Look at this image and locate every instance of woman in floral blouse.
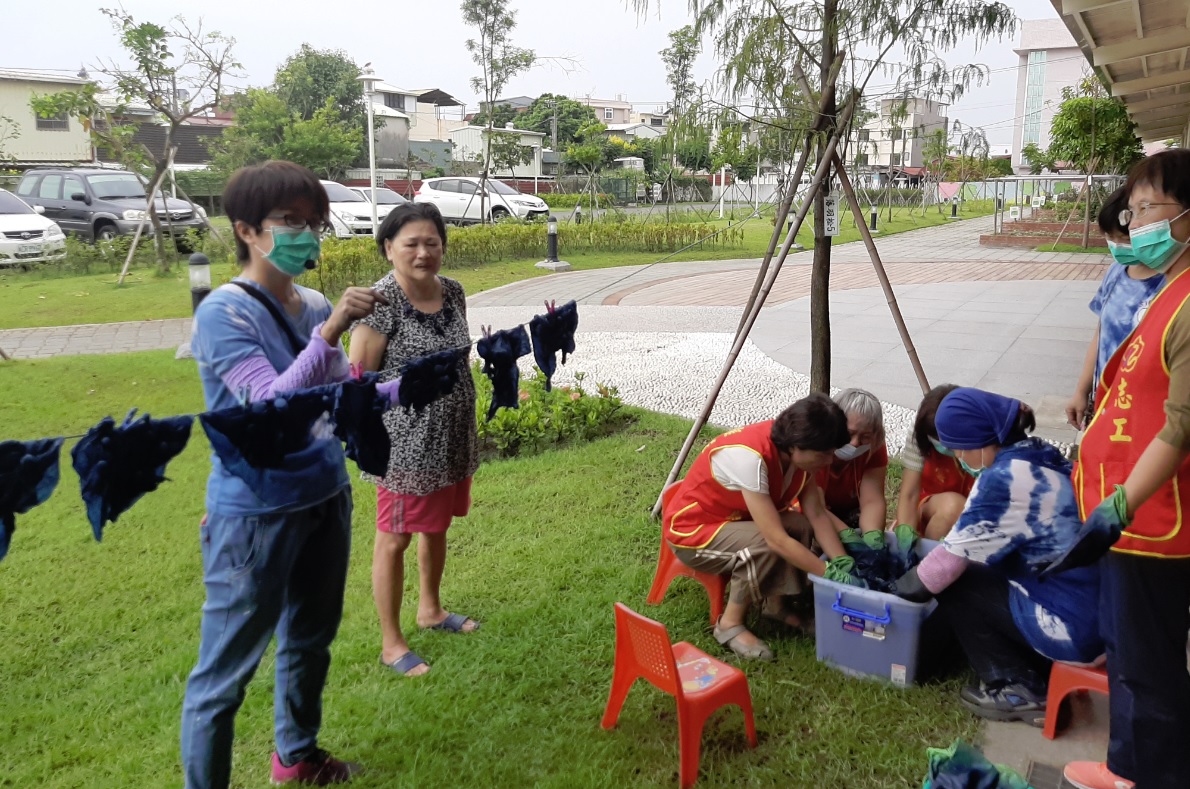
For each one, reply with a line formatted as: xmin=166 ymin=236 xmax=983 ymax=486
xmin=350 ymin=203 xmax=480 ymax=678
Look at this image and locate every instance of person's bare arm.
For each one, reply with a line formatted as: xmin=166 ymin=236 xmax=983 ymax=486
xmin=1066 ymin=324 xmax=1100 ymax=428
xmin=348 ymin=323 xmax=388 ymax=372
xmin=896 ymin=467 xmax=923 ymax=529
xmin=797 ymin=481 xmax=847 ymax=561
xmin=741 ymin=490 xmax=828 ymax=576
xmin=858 ymin=464 xmax=888 ymax=533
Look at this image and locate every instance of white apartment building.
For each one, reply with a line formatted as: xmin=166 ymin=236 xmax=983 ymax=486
xmin=1011 ymin=18 xmax=1088 ymax=173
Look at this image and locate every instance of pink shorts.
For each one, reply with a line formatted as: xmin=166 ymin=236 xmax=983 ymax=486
xmin=376 ymin=478 xmax=472 ymax=534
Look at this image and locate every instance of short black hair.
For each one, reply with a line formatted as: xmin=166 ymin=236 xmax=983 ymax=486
xmin=1123 ymin=149 xmax=1190 ymax=213
xmin=376 ymin=203 xmax=448 ymax=257
xmin=223 ymin=161 xmax=329 ymax=263
xmin=1097 ymin=186 xmax=1130 ymax=237
xmin=1004 ymin=403 xmax=1037 ymax=445
xmin=771 ymin=393 xmax=850 ymax=453
xmin=914 ymin=384 xmax=960 ymax=456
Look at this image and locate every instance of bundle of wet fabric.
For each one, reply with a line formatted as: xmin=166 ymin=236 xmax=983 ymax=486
xmin=839 ymin=524 xmax=922 ymax=592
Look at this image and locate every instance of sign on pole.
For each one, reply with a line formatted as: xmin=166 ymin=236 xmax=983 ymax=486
xmin=824 ymin=195 xmax=840 ymax=237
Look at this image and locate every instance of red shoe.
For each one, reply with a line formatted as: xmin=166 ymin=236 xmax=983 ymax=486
xmin=271 ymin=749 xmax=361 ymax=785
xmin=1063 ymin=762 xmax=1134 ymax=789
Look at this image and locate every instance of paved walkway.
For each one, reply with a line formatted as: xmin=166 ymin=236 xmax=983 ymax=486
xmin=0 ymin=216 xmax=1109 ymax=446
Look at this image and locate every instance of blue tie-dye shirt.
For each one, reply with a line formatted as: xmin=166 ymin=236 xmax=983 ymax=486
xmin=1089 ymin=264 xmax=1163 ymax=391
xmin=942 ymin=438 xmax=1103 ymax=664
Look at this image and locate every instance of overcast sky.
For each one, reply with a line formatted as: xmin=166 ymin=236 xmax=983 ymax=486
xmin=6 ymin=0 xmax=1068 ymax=146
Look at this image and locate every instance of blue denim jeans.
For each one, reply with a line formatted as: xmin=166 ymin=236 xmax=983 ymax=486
xmin=180 ymin=487 xmax=352 ymax=789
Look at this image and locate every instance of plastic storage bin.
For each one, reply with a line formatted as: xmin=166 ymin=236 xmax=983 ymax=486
xmin=808 ymin=537 xmax=939 ymax=687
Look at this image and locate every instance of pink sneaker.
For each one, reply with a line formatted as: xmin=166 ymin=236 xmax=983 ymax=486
xmin=271 ymin=749 xmax=361 ymax=786
xmin=1063 ymin=762 xmax=1134 ymax=789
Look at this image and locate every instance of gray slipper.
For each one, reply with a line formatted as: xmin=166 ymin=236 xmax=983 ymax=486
xmin=381 ymin=651 xmax=428 ymax=676
xmin=713 ymin=623 xmax=774 ymax=661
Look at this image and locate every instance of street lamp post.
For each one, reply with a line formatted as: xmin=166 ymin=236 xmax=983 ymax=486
xmin=357 ymin=66 xmax=381 ymax=236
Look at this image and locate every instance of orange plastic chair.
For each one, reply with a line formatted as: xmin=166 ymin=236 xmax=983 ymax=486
xmin=647 ymin=482 xmax=729 ymax=624
xmin=1043 ymin=662 xmax=1110 ymax=740
xmin=601 ymin=603 xmax=757 ymax=788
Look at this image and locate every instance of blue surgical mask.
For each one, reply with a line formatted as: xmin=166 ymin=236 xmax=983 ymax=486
xmin=1128 ymin=208 xmax=1190 ymax=273
xmin=928 ymin=437 xmax=955 ymax=458
xmin=1106 ymin=239 xmax=1140 ymax=267
xmin=835 ymin=443 xmax=870 ymax=461
xmin=256 ymin=227 xmax=321 ymax=277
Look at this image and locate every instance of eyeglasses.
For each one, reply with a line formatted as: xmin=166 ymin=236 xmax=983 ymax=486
xmin=1119 ymin=201 xmax=1182 ymax=227
xmin=265 ymin=213 xmax=332 ymax=234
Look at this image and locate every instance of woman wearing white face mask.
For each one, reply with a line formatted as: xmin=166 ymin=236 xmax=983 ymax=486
xmin=1061 ymin=149 xmax=1190 ymax=789
xmin=815 ymin=388 xmax=889 ymax=552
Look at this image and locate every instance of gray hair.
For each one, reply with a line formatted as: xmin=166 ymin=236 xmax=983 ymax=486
xmin=833 ymin=388 xmax=885 ymax=446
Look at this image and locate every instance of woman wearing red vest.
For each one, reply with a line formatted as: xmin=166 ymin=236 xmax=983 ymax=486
xmin=815 ymin=389 xmax=890 ymax=551
xmin=664 ymin=394 xmax=853 ymax=661
xmin=895 ymin=385 xmax=975 ymax=540
xmin=1061 ymin=150 xmax=1190 ymax=789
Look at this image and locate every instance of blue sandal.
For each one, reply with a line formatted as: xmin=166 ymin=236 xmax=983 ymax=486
xmin=426 ymin=612 xmax=480 ymax=633
xmin=381 ymin=651 xmax=428 ymax=676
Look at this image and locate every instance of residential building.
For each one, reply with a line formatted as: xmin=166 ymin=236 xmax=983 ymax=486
xmin=633 ymin=107 xmax=670 ymax=130
xmin=1011 ymin=18 xmax=1086 ymax=173
xmin=577 ymin=95 xmax=633 ymax=125
xmin=478 ymin=95 xmax=535 ymax=113
xmin=845 ymin=97 xmax=950 ymax=174
xmin=601 ymin=123 xmax=665 ymax=142
xmin=0 ymin=68 xmax=93 ymax=167
xmin=447 ymin=125 xmax=545 ymax=177
xmin=407 ymin=88 xmax=467 ymax=142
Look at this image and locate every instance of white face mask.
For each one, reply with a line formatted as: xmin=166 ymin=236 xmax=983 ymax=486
xmin=835 ymin=443 xmax=870 ymax=461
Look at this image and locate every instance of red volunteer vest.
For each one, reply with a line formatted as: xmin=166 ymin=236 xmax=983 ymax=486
xmin=1076 ymin=267 xmax=1190 ymax=558
xmin=920 ymin=451 xmax=975 ymax=503
xmin=815 ymin=444 xmax=889 ymax=513
xmin=664 ymin=421 xmax=809 ymax=550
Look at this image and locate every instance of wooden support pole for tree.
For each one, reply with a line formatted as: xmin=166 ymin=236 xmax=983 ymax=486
xmin=650 ymin=122 xmax=849 ymax=518
xmin=832 ymin=152 xmax=931 ymax=394
xmin=117 ymin=157 xmax=174 ymax=286
xmin=0 ymin=345 xmax=10 ymax=361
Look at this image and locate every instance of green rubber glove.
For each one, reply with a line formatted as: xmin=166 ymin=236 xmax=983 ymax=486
xmin=892 ymin=523 xmax=918 ymax=551
xmin=824 ymin=555 xmax=868 ymax=587
xmin=861 ymin=529 xmax=887 ymax=551
xmin=1104 ymin=484 xmax=1132 ymax=528
xmin=839 ymin=527 xmax=864 ymax=548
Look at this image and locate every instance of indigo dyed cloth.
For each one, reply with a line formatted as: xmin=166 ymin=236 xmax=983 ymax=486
xmin=529 ymin=300 xmax=578 ymax=391
xmin=476 ymin=326 xmax=531 ymax=420
xmin=0 ymin=437 xmax=64 ymax=560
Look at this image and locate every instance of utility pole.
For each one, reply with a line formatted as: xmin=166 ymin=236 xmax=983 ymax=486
xmin=551 ymin=100 xmax=558 ymax=151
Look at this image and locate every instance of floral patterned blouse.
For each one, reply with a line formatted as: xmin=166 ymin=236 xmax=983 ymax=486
xmin=354 ymin=273 xmax=478 ymax=495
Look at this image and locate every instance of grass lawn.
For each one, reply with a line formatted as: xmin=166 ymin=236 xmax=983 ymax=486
xmin=0 ymin=350 xmax=979 ymax=788
xmin=0 ymin=203 xmax=993 ymax=331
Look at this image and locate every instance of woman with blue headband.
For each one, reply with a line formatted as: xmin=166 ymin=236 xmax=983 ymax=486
xmin=893 ymin=387 xmax=1103 ymax=725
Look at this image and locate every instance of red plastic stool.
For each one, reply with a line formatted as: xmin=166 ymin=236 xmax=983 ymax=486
xmin=1043 ymin=662 xmax=1110 ymax=740
xmin=602 ymin=603 xmax=758 ymax=788
xmin=647 ymin=483 xmax=729 ymax=624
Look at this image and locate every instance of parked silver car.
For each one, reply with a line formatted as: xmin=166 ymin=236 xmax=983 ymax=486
xmin=414 ymin=177 xmax=548 ymax=223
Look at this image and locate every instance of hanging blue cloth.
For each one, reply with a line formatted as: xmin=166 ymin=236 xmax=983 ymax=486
xmin=476 ymin=325 xmax=532 ymax=420
xmin=332 ymin=374 xmax=391 ymax=477
xmin=71 ymin=410 xmax=193 ymax=542
xmin=199 ymin=388 xmax=335 ymax=491
xmin=0 ymin=437 xmax=64 ymax=561
xmin=529 ymin=300 xmax=578 ymax=391
xmin=398 ymin=348 xmax=465 ymax=412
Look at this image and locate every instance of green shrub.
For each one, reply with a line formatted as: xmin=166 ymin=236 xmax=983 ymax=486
xmin=474 ymin=367 xmax=631 ymax=459
xmin=538 ymin=193 xmax=613 ymax=209
xmin=310 ymin=218 xmax=745 ymax=295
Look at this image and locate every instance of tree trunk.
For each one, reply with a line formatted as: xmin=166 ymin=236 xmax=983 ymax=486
xmin=149 ymin=161 xmax=168 ymax=268
xmin=810 ymin=0 xmax=838 ymax=395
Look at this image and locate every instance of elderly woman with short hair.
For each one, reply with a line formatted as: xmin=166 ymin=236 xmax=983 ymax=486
xmin=815 ymin=388 xmax=890 ymax=550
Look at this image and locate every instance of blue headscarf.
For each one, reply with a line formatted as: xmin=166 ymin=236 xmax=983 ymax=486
xmin=935 ymin=388 xmax=1021 ymax=451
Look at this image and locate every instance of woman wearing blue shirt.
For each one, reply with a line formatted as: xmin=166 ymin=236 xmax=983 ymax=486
xmin=181 ymin=161 xmax=391 ymax=788
xmin=895 ymin=388 xmax=1104 ymax=725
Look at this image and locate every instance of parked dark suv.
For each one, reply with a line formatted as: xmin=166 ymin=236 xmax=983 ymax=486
xmin=15 ymin=168 xmax=206 ymax=242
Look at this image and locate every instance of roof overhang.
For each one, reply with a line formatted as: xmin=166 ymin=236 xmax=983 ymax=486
xmin=1050 ymin=0 xmax=1190 ymax=144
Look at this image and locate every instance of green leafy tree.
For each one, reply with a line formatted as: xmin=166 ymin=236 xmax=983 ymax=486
xmin=712 ymin=123 xmax=760 ymax=181
xmin=986 ymin=157 xmax=1012 ymax=177
xmin=470 ymin=102 xmax=519 ymax=131
xmin=0 ymin=114 xmax=19 ymax=162
xmin=487 ymin=130 xmax=534 ymax=176
xmin=520 ymin=93 xmax=597 ymax=147
xmin=30 ymin=8 xmax=239 ymax=272
xmin=675 ymin=133 xmax=712 ymax=172
xmin=211 ymin=89 xmax=361 ymax=178
xmin=660 ymin=26 xmax=700 ymax=115
xmin=274 ymin=45 xmax=365 ymax=124
xmin=462 ymin=0 xmax=535 ymax=222
xmin=1046 ymin=82 xmax=1142 ymax=174
xmin=1021 ymin=141 xmax=1055 ymax=175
